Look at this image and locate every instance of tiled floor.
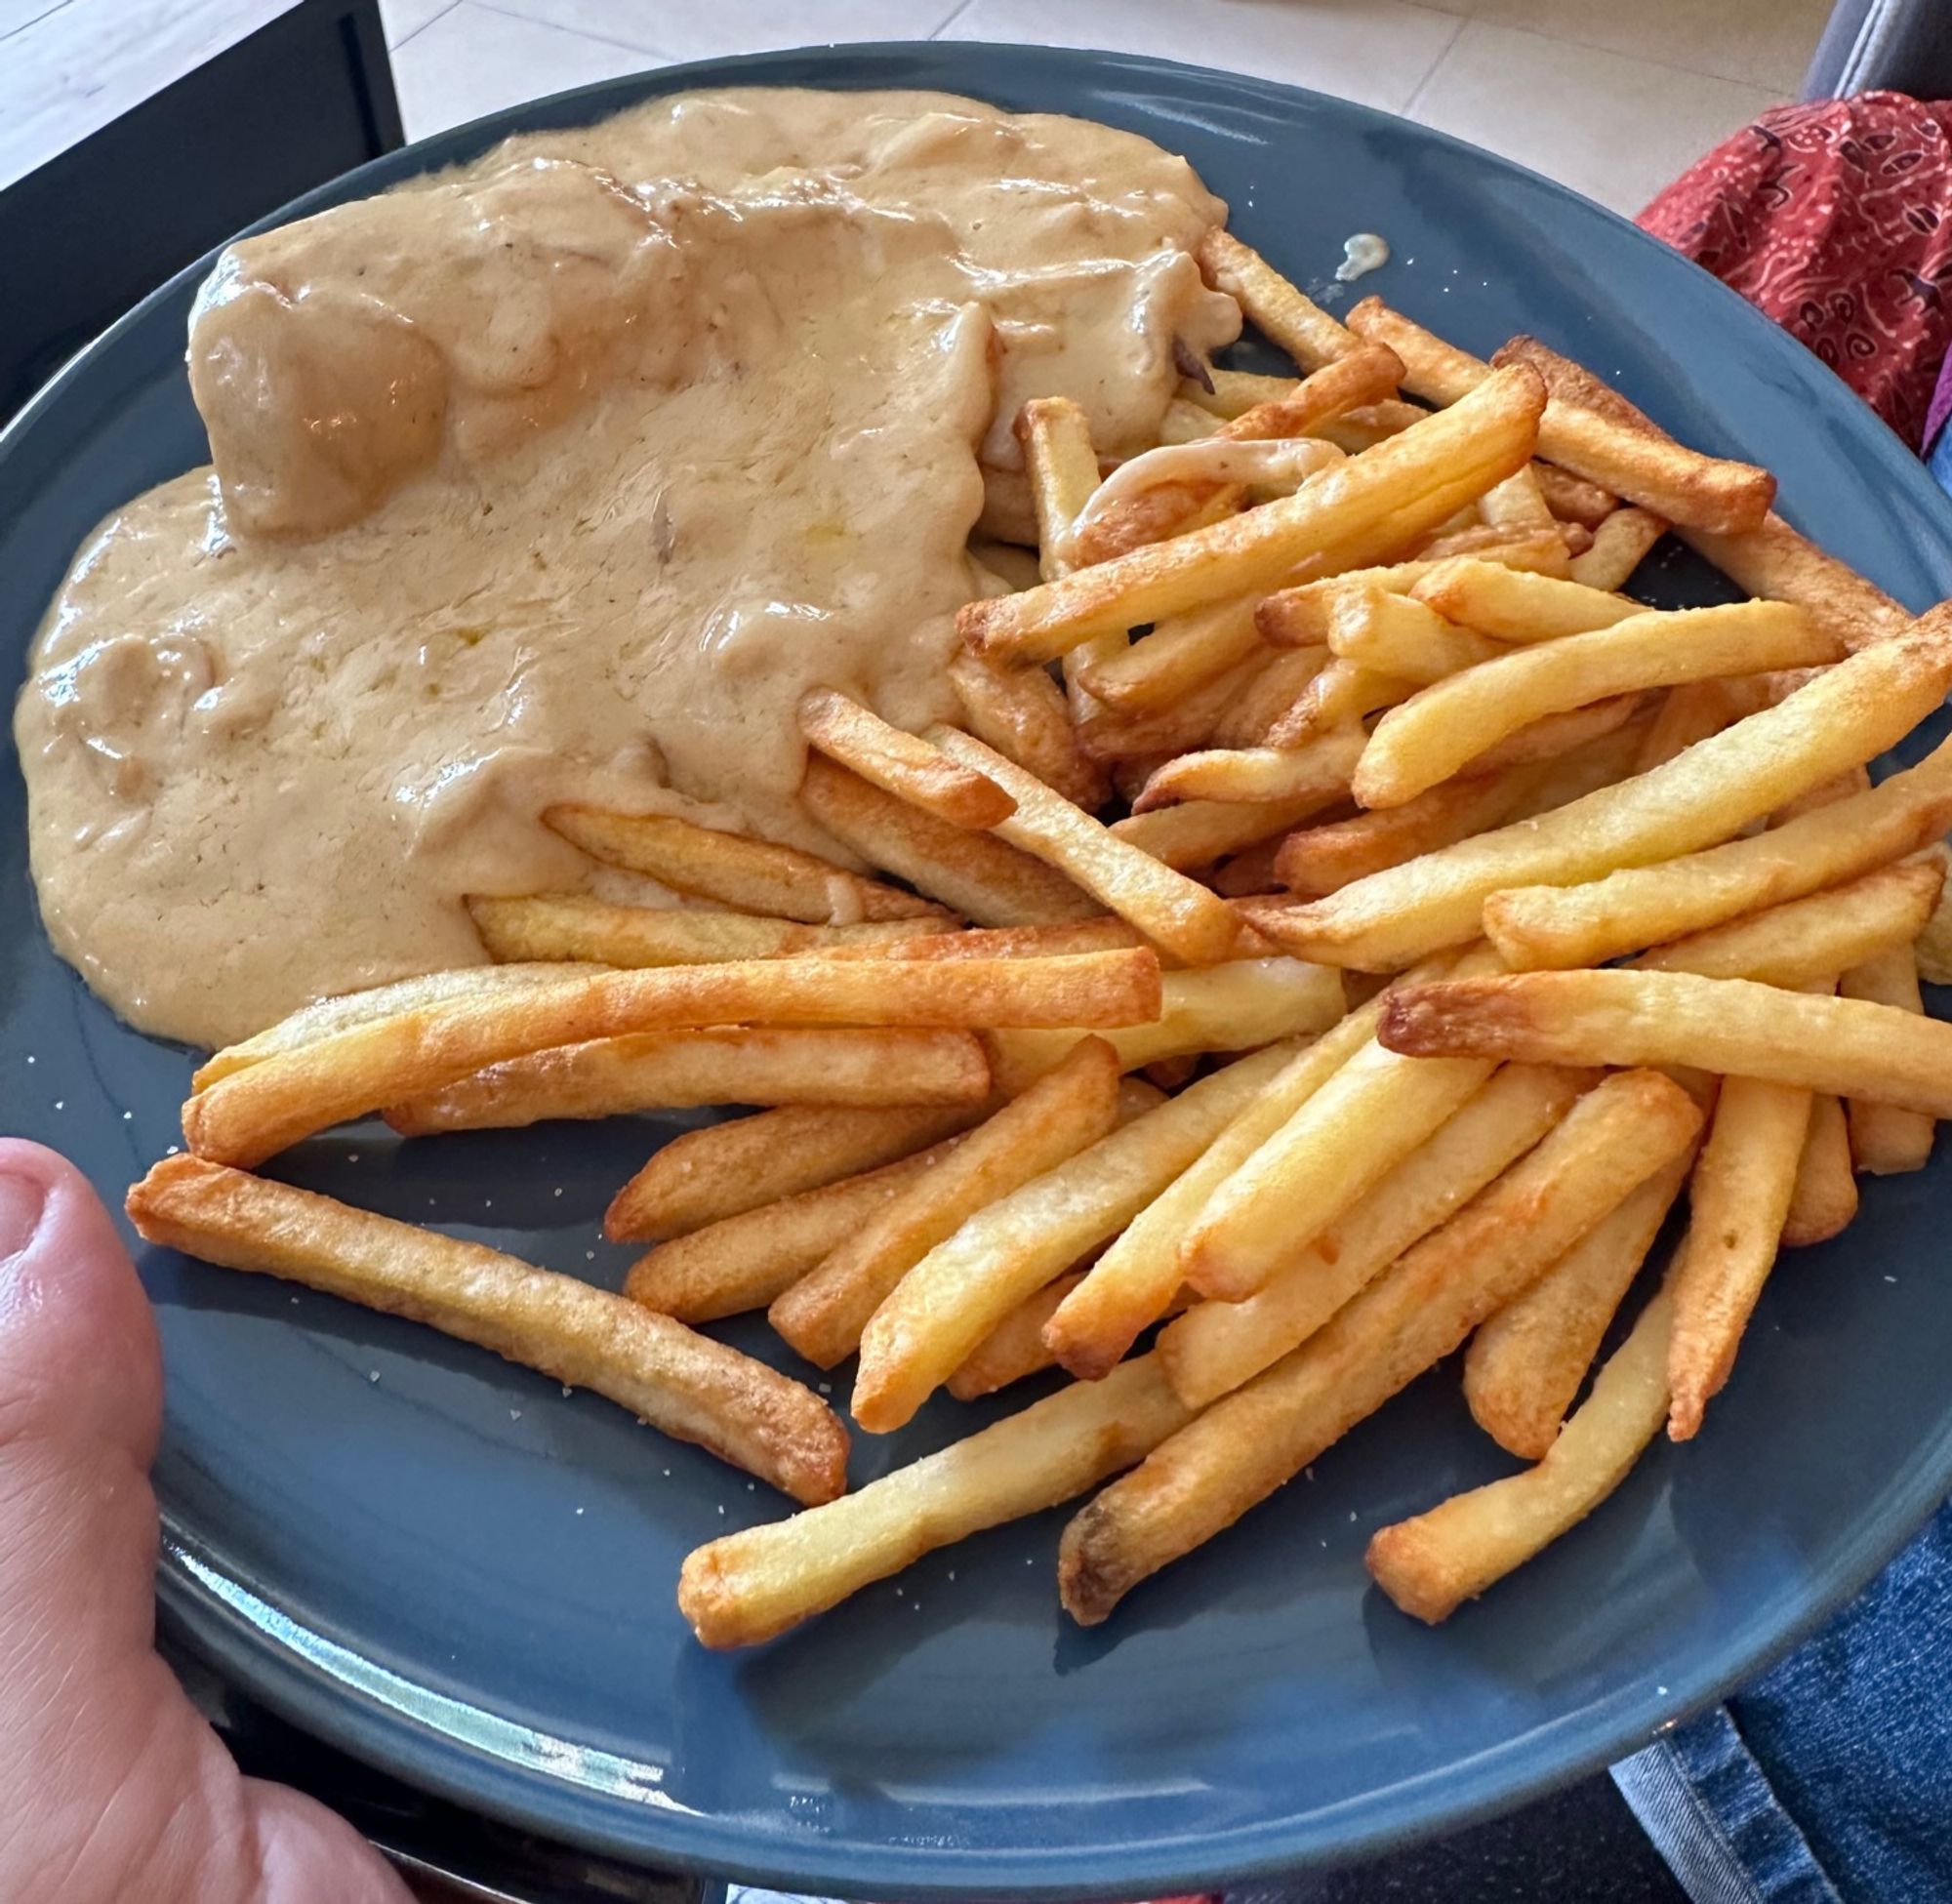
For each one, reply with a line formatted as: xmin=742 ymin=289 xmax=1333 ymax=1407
xmin=381 ymin=0 xmax=1832 ymax=216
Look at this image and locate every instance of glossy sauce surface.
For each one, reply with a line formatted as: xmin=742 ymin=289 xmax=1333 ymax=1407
xmin=16 ymin=88 xmax=1235 ymax=1045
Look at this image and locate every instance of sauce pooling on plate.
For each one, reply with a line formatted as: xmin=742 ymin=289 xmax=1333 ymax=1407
xmin=16 ymin=88 xmax=1239 ymax=1045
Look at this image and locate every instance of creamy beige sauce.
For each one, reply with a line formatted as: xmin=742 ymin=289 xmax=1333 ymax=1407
xmin=17 ymin=89 xmax=1238 ymax=1046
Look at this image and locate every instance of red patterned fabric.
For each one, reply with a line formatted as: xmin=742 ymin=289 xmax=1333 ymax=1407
xmin=1638 ymin=91 xmax=1952 ymax=449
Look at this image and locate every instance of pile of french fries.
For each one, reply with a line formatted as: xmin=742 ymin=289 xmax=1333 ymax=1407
xmin=126 ymin=227 xmax=1952 ymax=1651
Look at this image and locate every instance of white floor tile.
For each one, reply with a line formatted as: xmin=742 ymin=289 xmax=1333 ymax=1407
xmin=4 ymin=0 xmax=293 ymax=191
xmin=1409 ymin=20 xmax=1777 ymax=215
xmin=380 ymin=0 xmax=456 ymax=50
xmin=392 ymin=1 xmax=663 ymax=140
xmin=481 ymin=0 xmax=962 ymax=62
xmin=939 ymin=0 xmax=1466 ymax=115
xmin=0 ymin=0 xmax=67 ymax=37
xmin=1427 ymin=0 xmax=1827 ymax=94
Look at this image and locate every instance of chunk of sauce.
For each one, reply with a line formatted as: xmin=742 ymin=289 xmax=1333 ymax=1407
xmin=16 ymin=88 xmax=1240 ymax=1046
xmin=1335 ymin=232 xmax=1390 ymax=283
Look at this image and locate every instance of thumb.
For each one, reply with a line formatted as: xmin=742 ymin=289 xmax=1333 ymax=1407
xmin=0 ymin=1135 xmax=162 ymax=1465
xmin=0 ymin=1138 xmax=166 ymax=1711
xmin=0 ymin=1142 xmax=409 ymax=1904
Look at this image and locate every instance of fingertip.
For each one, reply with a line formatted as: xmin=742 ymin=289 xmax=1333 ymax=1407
xmin=0 ymin=1139 xmax=160 ymax=1460
xmin=0 ymin=1138 xmax=71 ymax=1263
xmin=242 ymin=1779 xmax=417 ymax=1904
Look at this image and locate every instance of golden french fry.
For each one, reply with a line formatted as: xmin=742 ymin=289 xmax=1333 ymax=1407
xmin=188 ymin=963 xmax=604 ymax=1092
xmin=128 ymin=1156 xmax=848 ymax=1506
xmin=1016 ymin=395 xmax=1125 ymax=719
xmin=1841 ymin=948 xmax=1937 ymax=1174
xmin=1379 ymin=967 xmax=1952 ymax=1116
xmin=1343 ymin=297 xmax=1487 ymax=404
xmin=1177 ymin=946 xmax=1506 ymax=1301
xmin=1017 ymin=396 xmax=1101 ymax=583
xmin=1158 ymin=398 xmax=1228 ymax=444
xmin=951 ymin=1264 xmax=1191 ymax=1400
xmin=1273 ymin=763 xmax=1541 ymax=896
xmin=1309 ymin=397 xmax=1438 ymax=453
xmin=1783 ymin=1094 xmax=1857 ymax=1247
xmin=1629 ymin=677 xmax=1754 ymax=773
xmin=623 ymin=1139 xmax=968 ymax=1322
xmin=947 ymin=650 xmax=1107 ymax=811
xmin=1063 ymin=440 xmax=1304 ymax=584
xmin=1494 ymin=336 xmax=1776 ymax=534
xmin=467 ymin=893 xmax=941 ymax=968
xmin=929 ymin=726 xmax=1244 ymax=963
xmin=1111 ymin=789 xmax=1343 ymax=871
xmin=1200 ymin=349 xmax=1404 ymax=436
xmin=1354 ymin=602 xmax=1839 ymax=809
xmin=183 ymin=950 xmax=1161 ymax=1169
xmin=1130 ymin=725 xmax=1364 ymax=812
xmin=679 ymin=1355 xmax=1191 ymax=1647
xmin=605 ymin=1103 xmax=982 ymax=1241
xmin=1478 ymin=464 xmax=1558 ymax=540
xmin=1181 ymin=367 xmax=1301 ymax=418
xmin=1076 ymin=653 xmax=1263 ymax=762
xmin=798 ymin=756 xmax=1099 ymax=925
xmin=1921 ymin=878 xmax=1952 ymax=985
xmin=1534 ymin=463 xmax=1618 ymax=528
xmin=1075 ymin=598 xmax=1264 ymax=712
xmin=1257 ymin=539 xmax=1576 ymax=647
xmin=1138 ymin=1053 xmax=1200 ymax=1093
xmin=1452 ymin=694 xmax=1648 ymax=780
xmin=769 ymin=1038 xmax=1123 ymax=1369
xmin=1346 ymin=302 xmax=1773 ymax=533
xmin=1252 ymin=617 xmax=1952 ymax=970
xmin=1047 ymin=993 xmax=1390 ymax=1381
xmin=957 ymin=368 xmax=1545 ymax=662
xmin=1568 ymin=506 xmax=1667 ymax=590
xmin=1483 ymin=728 xmax=1952 ymax=970
xmin=1209 ymin=836 xmax=1287 ymax=898
xmin=1502 ymin=715 xmax=1654 ymax=817
xmin=1464 ymin=1150 xmax=1691 ymax=1460
xmin=1198 ymin=229 xmax=1357 ymax=371
xmin=984 ymin=956 xmax=1345 ymax=1096
xmin=1679 ymin=512 xmax=1912 ymax=653
xmin=819 ymin=918 xmax=1140 ymax=961
xmin=1408 ymin=517 xmax=1574 ymax=575
xmin=857 ymin=1043 xmax=1304 ymax=1420
xmin=1770 ymin=763 xmax=1872 ymax=825
xmin=1057 ymin=1069 xmax=1702 ymax=1622
xmin=948 ymin=1272 xmax=1086 ymax=1400
xmin=1159 ymin=1064 xmax=1589 ymax=1409
xmin=384 ymin=1026 xmax=993 ymax=1135
xmin=545 ymin=804 xmax=939 ymax=924
xmin=1630 ymin=853 xmax=1946 ymax=988
xmin=1409 ymin=558 xmax=1638 ymax=642
xmin=1323 ymin=587 xmax=1508 ymax=682
xmin=1667 ymin=1074 xmax=1811 ymax=1439
xmin=1367 ymin=1288 xmax=1675 ymax=1624
xmin=1071 ymin=348 xmax=1402 ymax=564
xmin=1210 ymin=647 xmax=1336 ymax=748
xmin=1263 ymin=657 xmax=1417 ymax=745
xmin=798 ymin=689 xmax=1014 ymax=830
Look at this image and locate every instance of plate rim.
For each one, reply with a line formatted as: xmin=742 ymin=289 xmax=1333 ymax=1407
xmin=13 ymin=38 xmax=1952 ymax=1895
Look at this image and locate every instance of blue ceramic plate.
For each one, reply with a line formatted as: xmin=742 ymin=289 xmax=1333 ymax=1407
xmin=6 ymin=43 xmax=1952 ymax=1900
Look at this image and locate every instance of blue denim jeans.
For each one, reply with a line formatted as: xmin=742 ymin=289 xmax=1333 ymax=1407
xmin=1612 ymin=1501 xmax=1952 ymax=1902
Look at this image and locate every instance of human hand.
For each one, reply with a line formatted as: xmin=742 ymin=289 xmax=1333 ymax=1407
xmin=0 ymin=1139 xmax=411 ymax=1904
